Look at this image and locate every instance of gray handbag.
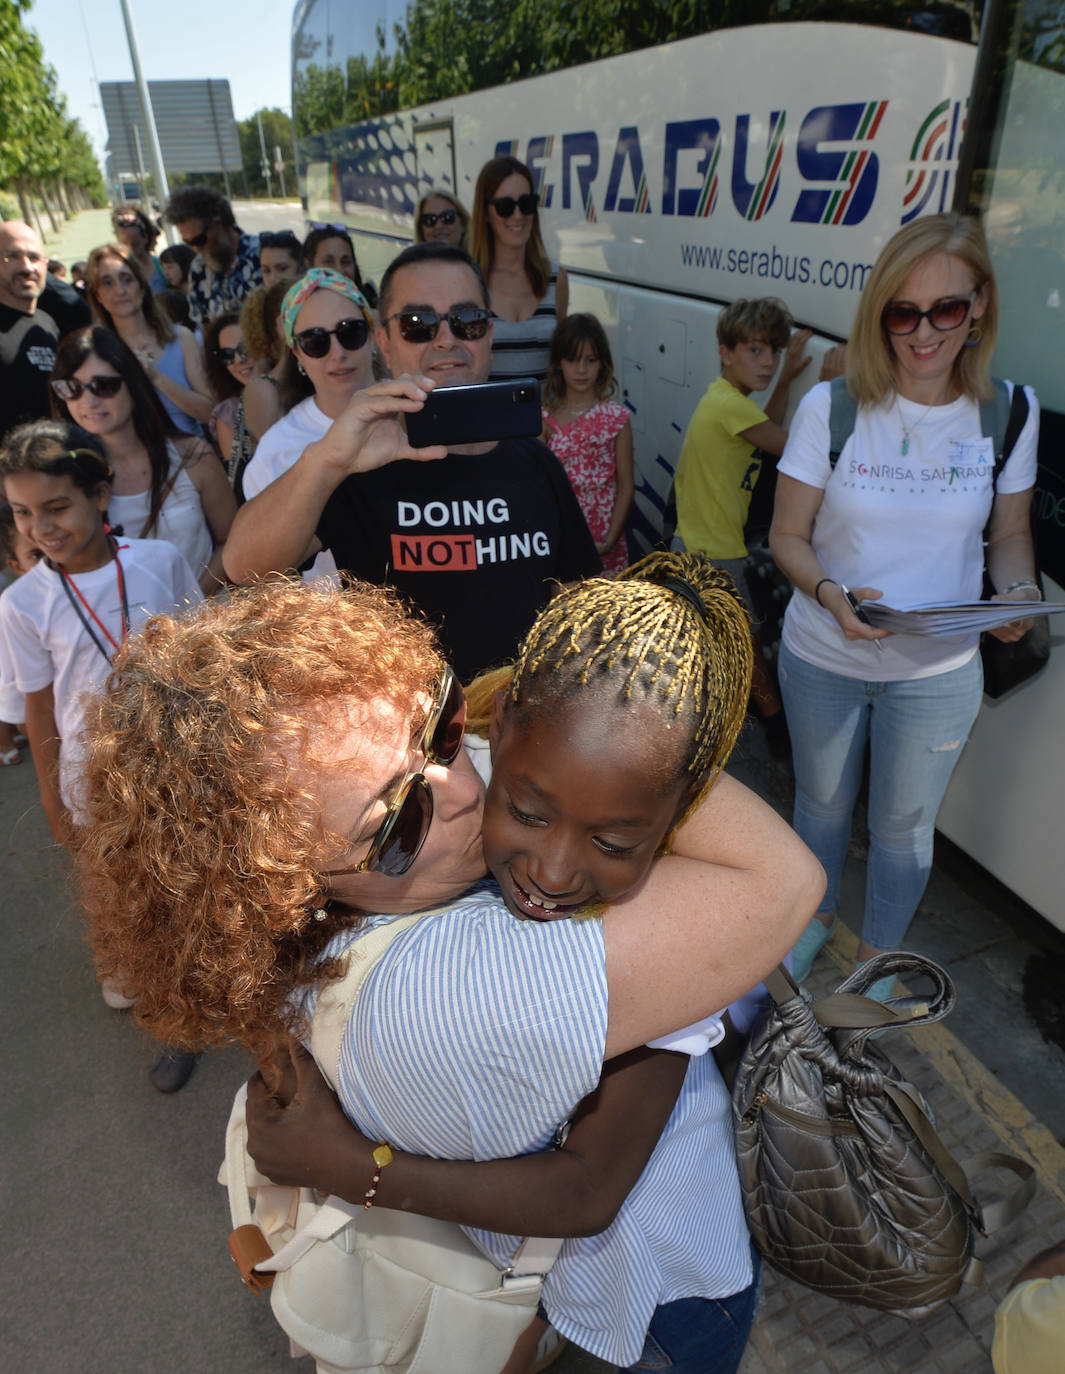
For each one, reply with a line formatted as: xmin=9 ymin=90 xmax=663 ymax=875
xmin=732 ymin=952 xmax=1035 ymax=1317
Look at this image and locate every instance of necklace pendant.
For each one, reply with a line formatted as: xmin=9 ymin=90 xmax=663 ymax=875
xmin=900 ymin=435 xmax=910 ymax=457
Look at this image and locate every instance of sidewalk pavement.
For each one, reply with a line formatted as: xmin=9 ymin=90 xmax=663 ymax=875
xmin=35 ymin=207 xmax=117 ymax=272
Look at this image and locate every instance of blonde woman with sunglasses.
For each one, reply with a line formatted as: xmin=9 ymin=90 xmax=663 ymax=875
xmin=770 ymin=213 xmax=1039 ymax=992
xmin=471 ymin=155 xmax=568 ymax=383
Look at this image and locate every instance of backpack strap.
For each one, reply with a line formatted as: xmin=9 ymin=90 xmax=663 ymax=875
xmin=827 ymin=375 xmax=858 ymax=470
xmin=980 ymin=379 xmax=1031 ymax=559
xmin=980 ymin=377 xmax=1029 ymax=492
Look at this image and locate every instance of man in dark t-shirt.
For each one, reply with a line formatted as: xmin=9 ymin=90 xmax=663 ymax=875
xmin=226 ymin=244 xmax=601 ymax=679
xmin=0 ymin=222 xmax=90 ymax=441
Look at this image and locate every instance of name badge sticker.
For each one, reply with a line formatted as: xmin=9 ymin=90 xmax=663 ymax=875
xmin=947 ymin=437 xmax=993 ymax=469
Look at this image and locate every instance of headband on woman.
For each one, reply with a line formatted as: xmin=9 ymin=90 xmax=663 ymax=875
xmin=280 ymin=268 xmax=372 ymax=346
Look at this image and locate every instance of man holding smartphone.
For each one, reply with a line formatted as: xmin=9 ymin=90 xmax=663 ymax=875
xmin=226 ymin=243 xmax=601 ymax=680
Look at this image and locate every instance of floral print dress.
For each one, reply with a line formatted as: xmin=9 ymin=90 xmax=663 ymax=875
xmin=543 ymin=400 xmax=630 ymax=574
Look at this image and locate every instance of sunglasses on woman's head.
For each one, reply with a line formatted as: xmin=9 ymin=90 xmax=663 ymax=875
xmin=310 ymin=221 xmax=350 ymax=234
xmin=419 ymin=209 xmax=458 ymax=229
xmin=489 ymin=192 xmax=539 ymax=218
xmin=881 ymin=293 xmax=976 ymax=336
xmin=381 ymin=306 xmax=491 ymax=343
xmin=330 ymin=666 xmax=467 ymax=879
xmin=215 ymin=344 xmax=250 ymax=365
xmin=292 ymin=317 xmax=370 ymax=358
xmin=51 ymin=375 xmax=124 ymax=401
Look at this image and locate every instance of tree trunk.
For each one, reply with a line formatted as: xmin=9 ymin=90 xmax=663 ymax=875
xmin=38 ymin=186 xmax=60 ymax=235
xmin=18 ymin=182 xmax=45 ymax=239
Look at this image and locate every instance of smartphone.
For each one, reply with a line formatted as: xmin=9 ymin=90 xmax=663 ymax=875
xmin=406 ymin=379 xmax=542 ymax=449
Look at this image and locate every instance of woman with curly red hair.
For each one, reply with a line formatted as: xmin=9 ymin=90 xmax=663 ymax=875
xmin=77 ymin=551 xmax=821 ymax=1369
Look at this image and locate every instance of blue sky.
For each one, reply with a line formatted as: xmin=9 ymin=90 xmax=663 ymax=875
xmin=27 ymin=0 xmax=297 ymax=166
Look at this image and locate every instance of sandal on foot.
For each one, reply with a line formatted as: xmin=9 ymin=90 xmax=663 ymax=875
xmin=790 ymin=913 xmax=839 ymax=982
xmin=0 ymin=747 xmax=22 ymax=766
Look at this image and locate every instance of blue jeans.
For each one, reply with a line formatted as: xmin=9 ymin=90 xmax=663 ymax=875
xmin=777 ymin=643 xmax=983 ymax=951
xmin=618 ymin=1247 xmax=762 ymax=1373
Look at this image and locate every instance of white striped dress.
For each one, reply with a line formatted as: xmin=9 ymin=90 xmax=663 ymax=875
xmin=307 ymin=882 xmax=752 ymax=1368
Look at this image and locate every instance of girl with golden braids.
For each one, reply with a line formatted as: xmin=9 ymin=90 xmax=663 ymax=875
xmin=244 ymin=552 xmax=801 ymax=1374
xmin=79 ymin=555 xmax=821 ymax=1373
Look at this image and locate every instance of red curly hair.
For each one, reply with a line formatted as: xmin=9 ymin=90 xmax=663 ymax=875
xmin=76 ymin=578 xmax=441 ymax=1064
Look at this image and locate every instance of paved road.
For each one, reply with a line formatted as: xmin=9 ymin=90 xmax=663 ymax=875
xmin=6 ymin=202 xmax=1064 ymax=1374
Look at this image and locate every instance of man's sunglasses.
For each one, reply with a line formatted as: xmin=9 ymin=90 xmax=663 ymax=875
xmin=881 ymin=294 xmax=976 ymax=336
xmin=419 ymin=209 xmax=458 ymax=229
xmin=488 ymin=192 xmax=539 ymax=218
xmin=330 ymin=666 xmax=467 ymax=878
xmin=292 ymin=317 xmax=370 ymax=358
xmin=381 ymin=306 xmax=491 ymax=343
xmin=51 ymin=375 xmax=124 ymax=401
xmin=215 ymin=344 xmax=250 ymax=365
xmin=183 ymin=227 xmax=210 ymax=249
xmin=259 ymin=231 xmax=301 ymax=250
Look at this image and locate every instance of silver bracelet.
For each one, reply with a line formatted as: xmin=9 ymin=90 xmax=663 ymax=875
xmin=1002 ymin=579 xmax=1040 ymax=597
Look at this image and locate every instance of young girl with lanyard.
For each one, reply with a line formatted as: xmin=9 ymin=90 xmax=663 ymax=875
xmin=0 ymin=422 xmax=203 ymax=843
xmin=542 ymin=313 xmax=634 ymax=575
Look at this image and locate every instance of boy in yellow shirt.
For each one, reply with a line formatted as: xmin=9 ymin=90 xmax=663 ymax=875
xmin=674 ymin=297 xmax=810 ymax=753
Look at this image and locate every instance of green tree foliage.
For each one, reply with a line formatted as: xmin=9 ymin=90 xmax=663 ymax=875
xmin=238 ymin=107 xmax=298 ymax=197
xmin=293 ymin=0 xmax=984 ymax=136
xmin=0 ymin=0 xmax=106 ymax=214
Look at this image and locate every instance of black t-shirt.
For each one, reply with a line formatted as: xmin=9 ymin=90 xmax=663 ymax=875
xmin=317 ymin=436 xmax=602 ymax=681
xmin=39 ymin=274 xmax=92 ymax=336
xmin=0 ymin=303 xmax=62 ymax=441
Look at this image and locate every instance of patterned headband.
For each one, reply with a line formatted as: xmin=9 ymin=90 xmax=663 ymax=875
xmin=280 ymin=268 xmax=372 ymax=346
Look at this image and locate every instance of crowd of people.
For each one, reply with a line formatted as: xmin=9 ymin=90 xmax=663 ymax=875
xmin=0 ymin=175 xmax=1050 ymax=1371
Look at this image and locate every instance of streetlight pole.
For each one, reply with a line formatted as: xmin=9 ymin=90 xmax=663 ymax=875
xmin=117 ymin=0 xmax=172 ymax=235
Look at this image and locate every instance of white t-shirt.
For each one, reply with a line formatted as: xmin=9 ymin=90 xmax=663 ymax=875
xmin=106 ymin=443 xmax=214 ymax=582
xmin=242 ymin=397 xmax=339 ymax=584
xmin=0 ymin=538 xmax=202 ymax=812
xmin=779 ymin=380 xmax=1039 ymax=681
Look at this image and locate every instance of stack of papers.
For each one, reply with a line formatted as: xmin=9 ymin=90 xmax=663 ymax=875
xmin=859 ymin=599 xmax=1065 ymax=637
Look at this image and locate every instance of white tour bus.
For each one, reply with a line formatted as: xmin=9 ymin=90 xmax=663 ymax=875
xmin=291 ymin=0 xmax=1065 ymax=930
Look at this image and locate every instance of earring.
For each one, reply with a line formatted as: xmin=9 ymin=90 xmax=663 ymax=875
xmin=313 ymin=907 xmax=328 ymax=922
xmin=297 ymin=361 xmax=307 ymax=375
xmin=965 ymin=321 xmax=983 ymax=348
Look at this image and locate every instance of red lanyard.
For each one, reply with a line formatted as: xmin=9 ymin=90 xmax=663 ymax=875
xmin=56 ymin=537 xmax=131 ymax=663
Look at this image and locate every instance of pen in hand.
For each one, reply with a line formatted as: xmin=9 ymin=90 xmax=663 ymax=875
xmin=840 ymin=584 xmax=885 ymax=652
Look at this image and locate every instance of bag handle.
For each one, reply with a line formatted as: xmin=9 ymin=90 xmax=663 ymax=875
xmin=763 ymin=952 xmax=954 ymax=1034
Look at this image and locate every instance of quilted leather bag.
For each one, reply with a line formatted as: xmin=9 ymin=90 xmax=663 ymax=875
xmin=732 ymin=952 xmax=1035 ymax=1317
xmin=223 ymin=913 xmax=563 ymax=1372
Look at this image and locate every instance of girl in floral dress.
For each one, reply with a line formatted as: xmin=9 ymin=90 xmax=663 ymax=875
xmin=543 ymin=313 xmax=634 ymax=575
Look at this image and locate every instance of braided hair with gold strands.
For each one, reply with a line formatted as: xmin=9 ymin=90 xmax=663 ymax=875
xmin=468 ymin=552 xmax=753 ymax=835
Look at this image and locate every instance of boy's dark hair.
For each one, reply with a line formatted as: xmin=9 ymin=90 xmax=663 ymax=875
xmin=717 ymin=297 xmax=794 ymax=352
xmin=377 ymin=242 xmax=490 ymax=320
xmin=165 ymin=185 xmax=235 ymax=230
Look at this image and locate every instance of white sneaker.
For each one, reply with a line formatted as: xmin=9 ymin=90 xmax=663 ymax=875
xmin=101 ymin=977 xmax=137 ymax=1010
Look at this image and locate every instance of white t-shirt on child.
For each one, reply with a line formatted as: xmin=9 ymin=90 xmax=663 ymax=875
xmin=0 ymin=538 xmax=202 ymax=813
